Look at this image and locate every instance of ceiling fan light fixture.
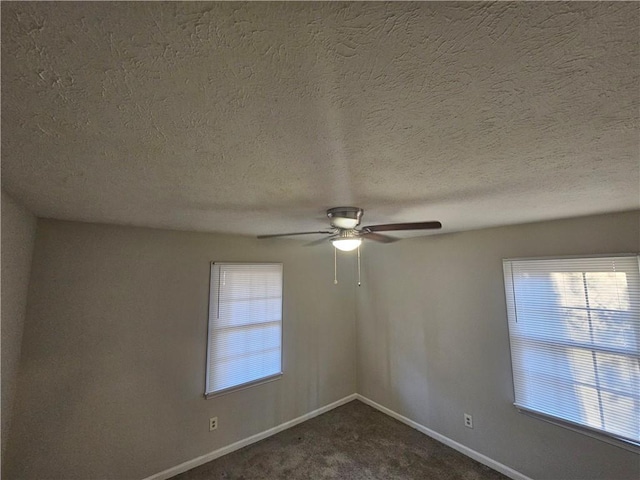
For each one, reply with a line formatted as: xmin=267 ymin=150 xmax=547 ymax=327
xmin=332 ymin=238 xmax=362 ymax=252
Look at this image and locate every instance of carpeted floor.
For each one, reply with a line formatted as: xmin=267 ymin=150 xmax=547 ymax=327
xmin=172 ymin=400 xmax=509 ymax=480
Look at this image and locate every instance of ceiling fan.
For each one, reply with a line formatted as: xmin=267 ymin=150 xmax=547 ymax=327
xmin=257 ymin=207 xmax=442 ymax=251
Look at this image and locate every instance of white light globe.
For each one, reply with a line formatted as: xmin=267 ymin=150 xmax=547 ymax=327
xmin=332 ymin=238 xmax=362 ymax=252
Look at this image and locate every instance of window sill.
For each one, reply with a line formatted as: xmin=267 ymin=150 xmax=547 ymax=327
xmin=205 ymin=373 xmax=283 ymax=399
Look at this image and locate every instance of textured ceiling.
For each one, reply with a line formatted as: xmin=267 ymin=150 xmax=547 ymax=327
xmin=2 ymin=2 xmax=638 ymax=238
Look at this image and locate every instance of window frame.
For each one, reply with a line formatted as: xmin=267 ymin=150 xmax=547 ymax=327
xmin=502 ymin=253 xmax=640 ymax=452
xmin=205 ymin=262 xmax=284 ymax=399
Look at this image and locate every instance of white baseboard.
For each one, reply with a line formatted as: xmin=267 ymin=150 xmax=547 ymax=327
xmin=143 ymin=393 xmax=358 ymax=480
xmin=355 ymin=394 xmax=532 ymax=480
xmin=144 ymin=393 xmax=530 ymax=480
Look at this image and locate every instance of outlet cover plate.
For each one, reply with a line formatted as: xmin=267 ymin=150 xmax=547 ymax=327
xmin=464 ymin=413 xmax=473 ymax=429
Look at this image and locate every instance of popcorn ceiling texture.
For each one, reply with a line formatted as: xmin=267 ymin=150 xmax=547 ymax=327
xmin=1 ymin=2 xmax=638 ymax=236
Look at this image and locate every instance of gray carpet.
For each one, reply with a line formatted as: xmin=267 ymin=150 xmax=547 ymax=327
xmin=172 ymin=400 xmax=509 ymax=479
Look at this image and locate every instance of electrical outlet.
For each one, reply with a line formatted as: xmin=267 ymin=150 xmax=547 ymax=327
xmin=209 ymin=416 xmax=218 ymax=431
xmin=464 ymin=413 xmax=473 ymax=429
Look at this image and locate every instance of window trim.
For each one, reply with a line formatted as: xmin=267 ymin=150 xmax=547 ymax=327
xmin=204 ymin=373 xmax=282 ymax=400
xmin=205 ymin=262 xmax=283 ymax=399
xmin=502 ymin=253 xmax=640 ymax=452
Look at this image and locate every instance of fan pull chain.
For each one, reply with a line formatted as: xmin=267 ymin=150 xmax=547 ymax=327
xmin=357 ymin=244 xmax=361 ymax=286
xmin=334 ymin=247 xmax=338 ymax=285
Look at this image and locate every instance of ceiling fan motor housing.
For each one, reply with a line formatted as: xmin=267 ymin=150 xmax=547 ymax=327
xmin=326 ymin=207 xmax=363 ymax=230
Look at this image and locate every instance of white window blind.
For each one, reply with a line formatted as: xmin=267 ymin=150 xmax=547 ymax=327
xmin=503 ymin=255 xmax=640 ymax=446
xmin=206 ymin=263 xmax=283 ymax=397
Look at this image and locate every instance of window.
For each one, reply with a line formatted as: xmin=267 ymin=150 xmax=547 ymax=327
xmin=503 ymin=255 xmax=640 ymax=447
xmin=206 ymin=263 xmax=283 ymax=397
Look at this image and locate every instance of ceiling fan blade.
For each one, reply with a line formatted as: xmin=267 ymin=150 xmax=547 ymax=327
xmin=362 ymin=221 xmax=442 ymax=232
xmin=359 ymin=231 xmax=398 ymax=243
xmin=257 ymin=230 xmax=334 ymax=239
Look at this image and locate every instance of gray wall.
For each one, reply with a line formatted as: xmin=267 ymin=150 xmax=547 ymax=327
xmin=6 ymin=211 xmax=640 ymax=480
xmin=1 ymin=192 xmax=37 ymax=459
xmin=356 ymin=210 xmax=640 ymax=480
xmin=4 ymin=219 xmax=357 ymax=479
